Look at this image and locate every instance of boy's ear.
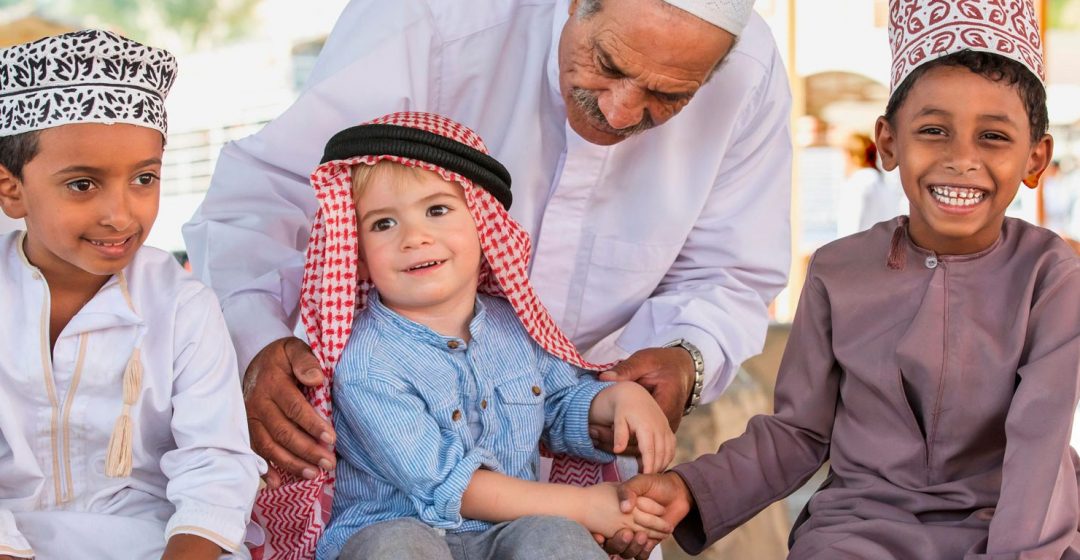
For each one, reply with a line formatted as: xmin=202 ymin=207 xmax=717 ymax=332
xmin=874 ymin=116 xmax=899 ymax=172
xmin=0 ymin=164 xmax=27 ymax=219
xmin=1022 ymin=134 xmax=1054 ymax=189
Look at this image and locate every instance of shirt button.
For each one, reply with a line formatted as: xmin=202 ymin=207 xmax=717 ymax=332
xmin=531 ymin=386 xmax=542 ymax=396
xmin=480 ymin=399 xmax=488 ymax=410
xmin=447 ymin=340 xmax=460 ymax=349
xmin=452 ymin=409 xmax=462 ymax=421
xmin=925 ymin=256 xmax=939 ymax=269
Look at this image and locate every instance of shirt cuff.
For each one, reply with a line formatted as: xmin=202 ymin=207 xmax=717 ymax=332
xmin=426 ymin=448 xmax=503 ymax=529
xmin=166 ymin=502 xmax=251 ymax=554
xmin=220 ymin=292 xmax=296 ymax=375
xmin=669 ymin=464 xmax=717 ymax=555
xmin=561 ymin=380 xmax=617 ymax=463
xmin=639 ymin=326 xmax=728 ymax=405
xmin=0 ymin=511 xmax=32 ymax=558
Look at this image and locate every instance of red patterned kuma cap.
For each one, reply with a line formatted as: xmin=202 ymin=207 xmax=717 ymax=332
xmin=888 ymin=0 xmax=1044 ymax=94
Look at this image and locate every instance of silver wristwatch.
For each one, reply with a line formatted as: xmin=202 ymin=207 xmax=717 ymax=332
xmin=664 ymin=338 xmax=704 ymax=415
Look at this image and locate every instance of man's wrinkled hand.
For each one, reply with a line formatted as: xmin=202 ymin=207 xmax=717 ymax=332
xmin=244 ymin=336 xmax=336 ymax=488
xmin=590 ymin=347 xmax=695 ymax=454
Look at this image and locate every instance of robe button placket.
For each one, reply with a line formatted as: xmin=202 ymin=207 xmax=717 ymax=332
xmin=925 ymin=256 xmax=938 ymax=269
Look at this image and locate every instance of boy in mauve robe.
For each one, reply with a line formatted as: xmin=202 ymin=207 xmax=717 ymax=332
xmin=609 ymin=0 xmax=1080 ymax=558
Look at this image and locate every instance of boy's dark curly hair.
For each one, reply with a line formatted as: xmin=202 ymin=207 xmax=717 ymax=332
xmin=0 ymin=131 xmax=41 ymax=180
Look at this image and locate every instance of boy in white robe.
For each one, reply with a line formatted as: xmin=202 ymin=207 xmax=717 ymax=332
xmin=0 ymin=30 xmax=265 ymax=560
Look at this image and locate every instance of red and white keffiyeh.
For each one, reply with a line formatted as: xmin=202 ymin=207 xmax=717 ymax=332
xmin=888 ymin=0 xmax=1044 ymax=94
xmin=252 ymin=112 xmax=619 ymax=559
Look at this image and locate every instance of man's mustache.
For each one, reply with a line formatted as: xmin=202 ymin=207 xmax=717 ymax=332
xmin=570 ymin=87 xmax=655 ymax=137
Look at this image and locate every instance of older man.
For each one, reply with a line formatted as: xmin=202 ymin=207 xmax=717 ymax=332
xmin=185 ymin=0 xmax=790 ymax=552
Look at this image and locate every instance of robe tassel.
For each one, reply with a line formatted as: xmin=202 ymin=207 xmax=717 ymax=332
xmin=886 ymin=217 xmax=909 ymax=271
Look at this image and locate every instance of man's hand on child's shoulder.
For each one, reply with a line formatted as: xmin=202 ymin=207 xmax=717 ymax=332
xmin=244 ymin=336 xmax=336 ymax=487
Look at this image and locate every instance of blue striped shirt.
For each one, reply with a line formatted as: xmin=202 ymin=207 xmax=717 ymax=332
xmin=317 ymin=292 xmax=614 ymax=559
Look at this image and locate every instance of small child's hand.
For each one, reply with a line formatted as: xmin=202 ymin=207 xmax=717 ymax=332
xmin=604 ymin=382 xmax=676 ymax=473
xmin=581 ymin=482 xmax=672 ymax=540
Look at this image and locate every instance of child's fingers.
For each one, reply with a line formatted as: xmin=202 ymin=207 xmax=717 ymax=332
xmin=630 ymin=511 xmax=672 ymax=539
xmin=635 ymin=496 xmax=666 ymax=517
xmin=661 ymin=430 xmax=676 ymax=470
xmin=614 ymin=418 xmax=629 ymax=454
xmin=637 ymin=429 xmax=655 ymax=473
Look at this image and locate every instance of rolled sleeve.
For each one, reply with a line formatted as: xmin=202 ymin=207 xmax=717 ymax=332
xmin=162 ymin=287 xmax=267 ymax=553
xmin=537 ymin=350 xmax=615 ymax=463
xmin=0 ymin=511 xmax=33 ymax=558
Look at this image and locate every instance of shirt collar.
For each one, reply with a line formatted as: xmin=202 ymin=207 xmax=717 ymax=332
xmin=366 ymin=290 xmax=489 ymax=349
xmin=15 ymin=230 xmax=144 ymax=333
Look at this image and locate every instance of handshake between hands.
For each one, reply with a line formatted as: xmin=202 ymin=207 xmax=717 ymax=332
xmin=590 ymin=472 xmax=696 ymax=560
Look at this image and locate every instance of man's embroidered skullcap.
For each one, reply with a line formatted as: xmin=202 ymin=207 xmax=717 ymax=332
xmin=663 ymin=0 xmax=755 ymax=36
xmin=0 ymin=29 xmax=177 ymax=137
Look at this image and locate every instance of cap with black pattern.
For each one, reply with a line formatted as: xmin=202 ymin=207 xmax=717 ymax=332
xmin=0 ymin=29 xmax=177 ymax=137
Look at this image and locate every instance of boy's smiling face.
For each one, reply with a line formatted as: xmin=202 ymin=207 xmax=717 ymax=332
xmin=876 ymin=64 xmax=1052 ymax=255
xmin=0 ymin=123 xmax=162 ymax=287
xmin=355 ymin=166 xmax=483 ymax=322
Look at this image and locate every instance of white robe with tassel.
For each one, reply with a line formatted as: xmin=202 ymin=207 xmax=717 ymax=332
xmin=0 ymin=232 xmax=266 ymax=559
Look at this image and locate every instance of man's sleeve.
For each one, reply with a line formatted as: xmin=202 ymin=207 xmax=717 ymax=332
xmin=670 ymin=255 xmax=837 ymax=553
xmin=971 ymin=264 xmax=1080 ymax=559
xmin=162 ymin=287 xmax=267 ymax=553
xmin=335 ymin=374 xmax=501 ymax=529
xmin=182 ymin=1 xmax=442 ymax=373
xmin=605 ymin=40 xmax=793 ymax=403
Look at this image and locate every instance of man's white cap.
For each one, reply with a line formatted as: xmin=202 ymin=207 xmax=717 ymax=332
xmin=663 ymin=0 xmax=755 ymax=36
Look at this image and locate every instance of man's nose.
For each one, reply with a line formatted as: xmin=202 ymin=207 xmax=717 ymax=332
xmin=599 ymin=83 xmax=647 ymax=130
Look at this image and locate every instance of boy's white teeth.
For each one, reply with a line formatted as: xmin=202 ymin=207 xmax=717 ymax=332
xmin=90 ymin=238 xmax=126 ymax=247
xmin=930 ymin=185 xmax=985 ymax=206
xmin=408 ymin=260 xmax=440 ymax=271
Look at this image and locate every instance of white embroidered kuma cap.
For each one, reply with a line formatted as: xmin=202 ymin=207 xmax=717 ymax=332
xmin=0 ymin=29 xmax=177 ymax=137
xmin=662 ymin=0 xmax=756 ymax=36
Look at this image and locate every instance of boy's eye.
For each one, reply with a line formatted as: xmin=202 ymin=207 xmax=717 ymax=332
xmin=370 ymin=217 xmax=397 ymax=232
xmin=427 ymin=204 xmax=451 ymax=217
xmin=982 ymin=132 xmax=1009 ymax=142
xmin=918 ymin=127 xmax=946 ymax=136
xmin=133 ymin=172 xmax=159 ymax=186
xmin=65 ymin=179 xmax=95 ymax=193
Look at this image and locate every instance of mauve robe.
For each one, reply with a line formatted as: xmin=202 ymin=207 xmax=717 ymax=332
xmin=672 ymin=217 xmax=1080 ymax=559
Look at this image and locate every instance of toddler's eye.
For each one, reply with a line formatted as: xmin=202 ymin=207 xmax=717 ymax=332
xmin=133 ymin=173 xmax=159 ymax=186
xmin=371 ymin=217 xmax=396 ymax=232
xmin=66 ymin=179 xmax=94 ymax=193
xmin=428 ymin=204 xmax=450 ymax=217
